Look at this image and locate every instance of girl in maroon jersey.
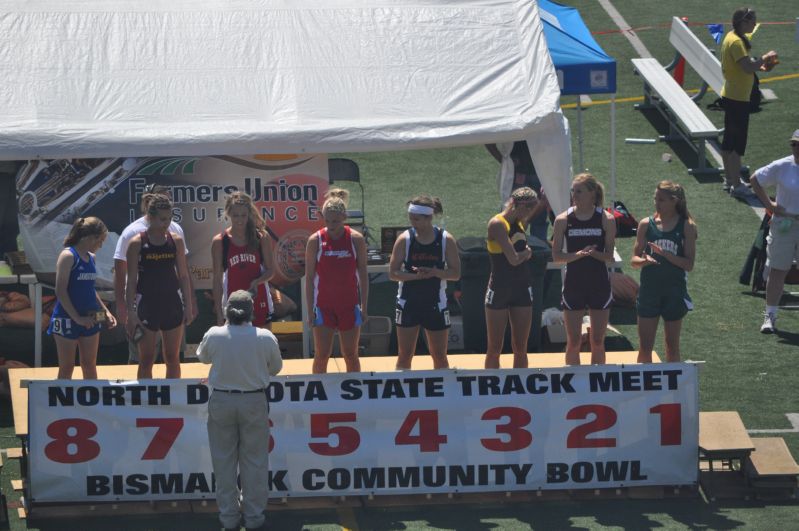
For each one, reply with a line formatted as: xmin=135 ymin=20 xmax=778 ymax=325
xmin=125 ymin=195 xmax=194 ymax=379
xmin=552 ymin=173 xmax=616 ymax=366
xmin=304 ymin=188 xmax=368 ymax=373
xmin=211 ymin=191 xmax=275 ymax=328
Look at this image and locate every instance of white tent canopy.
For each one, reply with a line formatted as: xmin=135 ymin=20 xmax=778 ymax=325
xmin=0 ymin=0 xmax=572 ymax=212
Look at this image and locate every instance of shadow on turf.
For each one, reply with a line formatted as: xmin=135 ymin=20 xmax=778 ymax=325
xmin=356 ymin=499 xmax=748 ymax=530
xmin=635 ymin=108 xmax=722 ymax=185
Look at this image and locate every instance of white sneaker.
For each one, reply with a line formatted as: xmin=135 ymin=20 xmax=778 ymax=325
xmin=760 ymin=312 xmax=777 ymax=334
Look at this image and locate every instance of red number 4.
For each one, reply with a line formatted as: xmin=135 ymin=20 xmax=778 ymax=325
xmin=395 ymin=410 xmax=447 ymax=452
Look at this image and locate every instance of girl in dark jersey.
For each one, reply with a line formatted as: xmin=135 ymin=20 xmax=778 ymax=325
xmin=211 ymin=191 xmax=275 ymax=328
xmin=552 ymin=173 xmax=616 ymax=366
xmin=304 ymin=188 xmax=368 ymax=374
xmin=125 ymin=195 xmax=194 ymax=379
xmin=631 ymin=181 xmax=697 ymax=363
xmin=389 ymin=195 xmax=461 ymax=370
xmin=49 ymin=217 xmax=116 ymax=379
xmin=484 ymin=187 xmax=539 ymax=369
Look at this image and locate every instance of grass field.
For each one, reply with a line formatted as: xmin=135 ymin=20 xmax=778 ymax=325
xmin=3 ymin=1 xmax=799 ymax=529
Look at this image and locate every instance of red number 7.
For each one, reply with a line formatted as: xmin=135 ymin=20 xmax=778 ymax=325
xmin=136 ymin=418 xmax=185 ymax=460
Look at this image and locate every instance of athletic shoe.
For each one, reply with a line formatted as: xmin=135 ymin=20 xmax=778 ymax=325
xmin=760 ymin=312 xmax=777 ymax=334
xmin=722 ymin=183 xmax=732 ymax=193
xmin=730 ymin=184 xmax=753 ymax=199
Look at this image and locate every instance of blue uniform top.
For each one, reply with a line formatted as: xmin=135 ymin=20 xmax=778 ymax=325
xmin=51 ymin=247 xmax=100 ymax=318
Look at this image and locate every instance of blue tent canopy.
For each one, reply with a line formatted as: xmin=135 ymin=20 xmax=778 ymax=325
xmin=539 ymin=0 xmax=616 ymax=95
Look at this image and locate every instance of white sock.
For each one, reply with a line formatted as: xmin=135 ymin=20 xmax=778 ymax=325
xmin=766 ymin=305 xmax=778 ymax=316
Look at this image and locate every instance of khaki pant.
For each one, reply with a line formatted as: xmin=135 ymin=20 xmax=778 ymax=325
xmin=207 ymin=391 xmax=270 ymax=529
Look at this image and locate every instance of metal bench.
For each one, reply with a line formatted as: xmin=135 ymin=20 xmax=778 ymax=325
xmin=666 ymin=16 xmax=723 ymax=102
xmin=632 ymin=57 xmax=721 ymax=174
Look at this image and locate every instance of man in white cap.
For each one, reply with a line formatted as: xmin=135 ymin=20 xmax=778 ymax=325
xmin=197 ymin=289 xmax=282 ymax=530
xmin=750 ymin=130 xmax=799 ymax=333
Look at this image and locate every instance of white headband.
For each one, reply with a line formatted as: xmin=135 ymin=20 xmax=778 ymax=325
xmin=408 ymin=204 xmax=434 ymax=216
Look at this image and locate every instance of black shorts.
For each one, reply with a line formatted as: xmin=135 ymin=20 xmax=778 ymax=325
xmin=485 ymin=282 xmax=533 ymax=310
xmin=562 ymin=273 xmax=612 ymax=311
xmin=136 ymin=292 xmax=184 ymax=331
xmin=395 ymin=302 xmax=450 ymax=331
xmin=721 ymin=97 xmax=750 ymax=156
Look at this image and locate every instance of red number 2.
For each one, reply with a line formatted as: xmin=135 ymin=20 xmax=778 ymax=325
xmin=44 ymin=418 xmax=101 ymax=463
xmin=566 ymin=404 xmax=617 ymax=448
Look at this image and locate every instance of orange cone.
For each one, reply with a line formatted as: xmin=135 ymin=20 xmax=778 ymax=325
xmin=672 ymin=17 xmax=689 ymax=86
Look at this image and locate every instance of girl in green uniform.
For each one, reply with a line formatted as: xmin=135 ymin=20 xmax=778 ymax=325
xmin=631 ymin=181 xmax=697 ymax=363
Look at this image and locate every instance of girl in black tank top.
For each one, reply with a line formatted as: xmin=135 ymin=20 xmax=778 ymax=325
xmin=124 ymin=195 xmax=194 ymax=380
xmin=484 ymin=187 xmax=539 ymax=370
xmin=389 ymin=195 xmax=460 ymax=370
xmin=552 ymin=173 xmax=616 ymax=367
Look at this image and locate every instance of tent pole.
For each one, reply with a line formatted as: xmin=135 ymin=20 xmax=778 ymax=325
xmin=610 ymin=95 xmax=616 ymax=202
xmin=577 ymin=97 xmax=584 ymax=172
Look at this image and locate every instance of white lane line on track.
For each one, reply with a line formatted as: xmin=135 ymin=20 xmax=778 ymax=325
xmin=747 ymin=413 xmax=799 ymax=434
xmin=597 ymin=0 xmax=651 ymax=58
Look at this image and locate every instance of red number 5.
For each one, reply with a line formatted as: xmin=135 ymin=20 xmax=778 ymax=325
xmin=308 ymin=413 xmax=360 ymax=456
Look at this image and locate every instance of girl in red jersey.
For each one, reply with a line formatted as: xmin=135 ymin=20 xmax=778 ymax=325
xmin=211 ymin=191 xmax=275 ymax=328
xmin=552 ymin=173 xmax=616 ymax=366
xmin=304 ymin=188 xmax=368 ymax=373
xmin=125 ymin=195 xmax=194 ymax=379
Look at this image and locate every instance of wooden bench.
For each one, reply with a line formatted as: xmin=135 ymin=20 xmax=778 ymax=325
xmin=698 ymin=411 xmax=757 ymax=500
xmin=745 ymin=437 xmax=799 ymax=490
xmin=698 ymin=411 xmax=755 ymax=467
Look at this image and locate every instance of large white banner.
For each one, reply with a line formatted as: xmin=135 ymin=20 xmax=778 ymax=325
xmin=28 ymin=364 xmax=699 ymax=503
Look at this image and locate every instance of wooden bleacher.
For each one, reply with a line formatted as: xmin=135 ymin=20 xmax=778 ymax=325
xmin=745 ymin=438 xmax=799 ymax=494
xmin=699 ymin=411 xmax=799 ymax=500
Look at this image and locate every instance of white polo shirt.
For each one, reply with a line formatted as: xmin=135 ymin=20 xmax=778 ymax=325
xmin=753 ymin=155 xmax=799 ymax=215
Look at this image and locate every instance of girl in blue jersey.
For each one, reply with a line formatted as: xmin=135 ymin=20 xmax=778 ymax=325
xmin=48 ymin=217 xmax=116 ymax=379
xmin=552 ymin=173 xmax=616 ymax=366
xmin=631 ymin=181 xmax=697 ymax=363
xmin=389 ymin=195 xmax=460 ymax=369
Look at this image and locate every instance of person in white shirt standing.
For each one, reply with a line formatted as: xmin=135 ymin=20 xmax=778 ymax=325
xmin=198 ymin=290 xmax=283 ymax=531
xmin=750 ymin=130 xmax=799 ymax=334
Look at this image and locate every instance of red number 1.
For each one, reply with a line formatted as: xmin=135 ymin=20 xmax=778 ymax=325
xmin=650 ymin=403 xmax=682 ymax=446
